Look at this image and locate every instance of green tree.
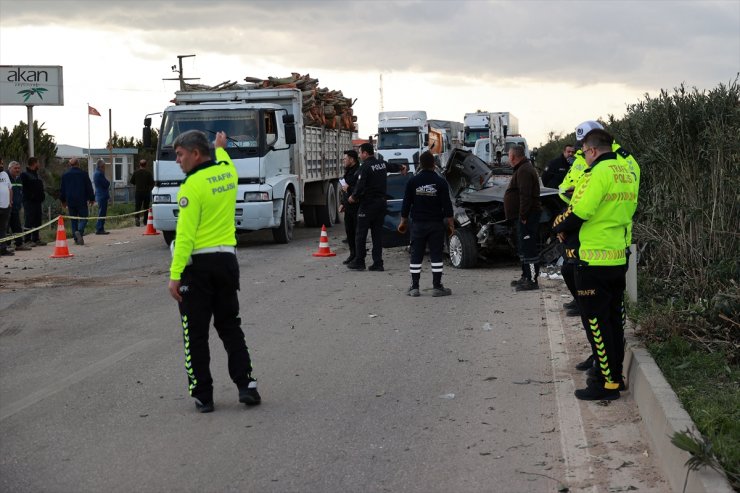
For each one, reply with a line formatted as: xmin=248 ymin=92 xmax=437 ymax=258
xmin=107 ymin=131 xmax=137 ymax=149
xmin=0 ymin=120 xmax=57 ymax=165
xmin=105 ymin=130 xmax=158 ymax=165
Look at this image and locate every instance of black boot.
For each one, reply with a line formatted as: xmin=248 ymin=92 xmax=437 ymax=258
xmin=516 ymin=263 xmax=539 ymax=291
xmin=575 ymin=354 xmax=594 ymax=371
xmin=512 ymin=263 xmax=529 ymax=286
xmin=346 ymin=259 xmax=366 ymax=270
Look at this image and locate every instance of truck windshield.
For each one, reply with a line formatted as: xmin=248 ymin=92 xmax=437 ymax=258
xmin=160 ymin=109 xmax=259 ymax=149
xmin=378 ymin=130 xmax=419 ymax=149
xmin=463 ymin=128 xmax=489 ymax=148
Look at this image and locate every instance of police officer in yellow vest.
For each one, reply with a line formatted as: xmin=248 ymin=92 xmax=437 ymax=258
xmin=168 ymin=130 xmax=260 ymax=413
xmin=552 ymin=128 xmax=638 ymax=401
xmin=559 ymin=121 xmax=641 ymax=369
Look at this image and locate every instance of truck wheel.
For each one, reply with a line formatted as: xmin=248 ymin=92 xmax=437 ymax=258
xmin=448 ymin=228 xmax=478 ymax=269
xmin=315 ymin=182 xmax=338 ymax=228
xmin=163 ymin=230 xmax=175 ymax=246
xmin=272 ymin=190 xmax=295 ymax=244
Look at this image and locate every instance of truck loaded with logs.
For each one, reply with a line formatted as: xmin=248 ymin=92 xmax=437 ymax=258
xmin=144 ymin=72 xmax=356 ymax=244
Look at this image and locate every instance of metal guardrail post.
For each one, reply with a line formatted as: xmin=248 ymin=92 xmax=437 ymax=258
xmin=626 ymin=243 xmax=637 ymax=302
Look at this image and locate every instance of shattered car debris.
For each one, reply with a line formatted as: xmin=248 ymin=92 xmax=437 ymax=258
xmin=443 ymin=149 xmax=561 ymax=268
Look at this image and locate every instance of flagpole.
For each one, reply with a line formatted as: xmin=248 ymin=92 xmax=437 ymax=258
xmin=87 ymin=103 xmax=92 ymax=171
xmin=109 ymin=108 xmax=114 ymax=205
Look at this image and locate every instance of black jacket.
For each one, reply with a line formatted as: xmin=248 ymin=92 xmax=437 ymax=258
xmin=401 ymin=169 xmax=453 ymax=222
xmin=542 ymin=154 xmax=570 ymax=188
xmin=351 ymin=155 xmax=403 ymax=204
xmin=340 ymin=164 xmax=361 ymax=209
xmin=21 ymin=169 xmax=45 ymax=203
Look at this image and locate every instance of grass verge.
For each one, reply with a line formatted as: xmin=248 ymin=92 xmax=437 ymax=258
xmin=645 ymin=336 xmax=739 ymax=489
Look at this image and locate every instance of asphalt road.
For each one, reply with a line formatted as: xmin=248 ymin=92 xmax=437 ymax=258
xmin=0 ymin=225 xmax=668 ymax=493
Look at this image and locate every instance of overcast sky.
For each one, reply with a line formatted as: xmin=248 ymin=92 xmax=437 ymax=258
xmin=1 ymin=0 xmax=738 ymax=151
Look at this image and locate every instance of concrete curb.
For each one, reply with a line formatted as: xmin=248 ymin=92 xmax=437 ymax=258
xmin=624 ymin=330 xmax=734 ymax=493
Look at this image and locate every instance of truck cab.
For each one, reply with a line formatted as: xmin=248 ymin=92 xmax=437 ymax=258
xmin=462 ymin=112 xmax=491 ymax=151
xmin=474 ymin=136 xmax=530 ymax=166
xmin=376 ymin=110 xmax=428 ymax=171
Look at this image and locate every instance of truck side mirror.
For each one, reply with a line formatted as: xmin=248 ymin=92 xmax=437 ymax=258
xmin=503 ymin=125 xmax=508 ymax=138
xmin=142 ymin=118 xmax=152 ymax=149
xmin=282 ymin=114 xmax=296 ymax=145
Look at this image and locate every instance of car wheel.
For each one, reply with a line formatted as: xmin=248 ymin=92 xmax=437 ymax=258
xmin=163 ymin=230 xmax=175 ymax=246
xmin=272 ymin=190 xmax=295 ymax=244
xmin=448 ymin=228 xmax=478 ymax=269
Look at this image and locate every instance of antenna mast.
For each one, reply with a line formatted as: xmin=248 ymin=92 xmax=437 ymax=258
xmin=163 ymin=54 xmax=199 ymax=90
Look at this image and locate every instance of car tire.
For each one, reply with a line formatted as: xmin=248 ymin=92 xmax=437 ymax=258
xmin=163 ymin=230 xmax=175 ymax=246
xmin=448 ymin=228 xmax=477 ymax=269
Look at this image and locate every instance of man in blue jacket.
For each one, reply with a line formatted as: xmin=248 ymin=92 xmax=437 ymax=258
xmin=60 ymin=158 xmax=95 ymax=245
xmin=93 ymin=159 xmax=111 ymax=235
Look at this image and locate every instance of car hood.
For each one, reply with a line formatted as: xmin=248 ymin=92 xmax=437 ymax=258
xmin=443 ymin=149 xmax=494 ymax=196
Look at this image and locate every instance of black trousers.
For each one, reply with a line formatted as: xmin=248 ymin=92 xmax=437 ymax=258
xmin=177 ymin=252 xmax=253 ymax=402
xmin=135 ymin=191 xmax=151 ymax=224
xmin=409 ymin=221 xmax=445 ymax=287
xmin=355 ymin=199 xmax=386 ymax=266
xmin=517 ymin=210 xmax=540 ymax=263
xmin=517 ymin=210 xmax=540 ymax=280
xmin=344 ymin=205 xmax=359 ymax=258
xmin=575 ymin=264 xmax=626 ymax=389
xmin=0 ymin=207 xmax=10 ymax=250
xmin=562 ymin=262 xmax=577 ymax=299
xmin=8 ymin=209 xmax=24 ymax=246
xmin=23 ymin=200 xmax=42 ymax=242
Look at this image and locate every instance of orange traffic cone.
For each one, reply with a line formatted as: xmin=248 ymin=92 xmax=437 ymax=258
xmin=143 ymin=208 xmax=160 ymax=236
xmin=50 ymin=216 xmax=74 ymax=259
xmin=312 ymin=225 xmax=336 ymax=257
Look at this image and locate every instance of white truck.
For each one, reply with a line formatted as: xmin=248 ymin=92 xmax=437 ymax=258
xmin=473 ymin=135 xmax=530 ymax=166
xmin=376 ymin=110 xmax=429 ymax=169
xmin=462 ymin=111 xmax=520 ymax=152
xmin=143 ymin=87 xmax=351 ymax=245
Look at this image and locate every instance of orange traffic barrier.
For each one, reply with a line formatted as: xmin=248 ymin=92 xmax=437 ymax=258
xmin=50 ymin=216 xmax=74 ymax=259
xmin=311 ymin=225 xmax=336 ymax=257
xmin=143 ymin=209 xmax=160 ymax=236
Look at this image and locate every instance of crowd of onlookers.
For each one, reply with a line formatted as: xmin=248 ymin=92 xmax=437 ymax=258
xmin=0 ymin=157 xmax=154 ymax=254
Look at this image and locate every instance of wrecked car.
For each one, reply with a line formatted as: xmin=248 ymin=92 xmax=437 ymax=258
xmin=443 ymin=149 xmax=562 ymax=268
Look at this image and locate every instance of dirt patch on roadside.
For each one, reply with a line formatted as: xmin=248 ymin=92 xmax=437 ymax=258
xmin=0 ymin=226 xmax=166 ymax=292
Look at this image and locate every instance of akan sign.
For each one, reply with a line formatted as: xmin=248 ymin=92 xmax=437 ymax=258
xmin=0 ymin=65 xmax=64 ymax=105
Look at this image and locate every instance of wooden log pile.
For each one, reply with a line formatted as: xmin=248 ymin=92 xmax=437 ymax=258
xmin=183 ymin=73 xmax=357 ymax=131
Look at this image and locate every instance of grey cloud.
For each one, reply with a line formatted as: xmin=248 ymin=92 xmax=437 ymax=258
xmin=2 ymin=0 xmax=737 ymax=90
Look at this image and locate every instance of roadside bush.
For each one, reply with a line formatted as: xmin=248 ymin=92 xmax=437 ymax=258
xmin=613 ymin=79 xmax=740 ymax=360
xmin=538 ymin=79 xmax=739 ymax=360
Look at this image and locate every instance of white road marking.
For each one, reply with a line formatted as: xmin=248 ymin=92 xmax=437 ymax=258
xmin=0 ymin=339 xmax=158 ymax=421
xmin=543 ymin=292 xmax=597 ymax=491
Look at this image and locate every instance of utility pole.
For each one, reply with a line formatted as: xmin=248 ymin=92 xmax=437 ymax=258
xmin=163 ymin=54 xmax=199 ymax=90
xmin=379 ymin=73 xmax=384 ymax=113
